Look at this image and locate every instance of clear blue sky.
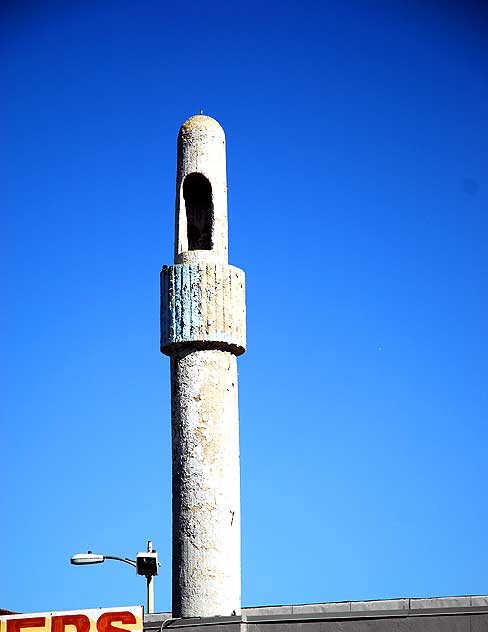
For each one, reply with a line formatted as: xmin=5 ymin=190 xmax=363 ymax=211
xmin=2 ymin=0 xmax=487 ymax=615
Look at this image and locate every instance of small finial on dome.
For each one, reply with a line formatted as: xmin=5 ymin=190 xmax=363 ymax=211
xmin=200 ymin=108 xmax=204 ymax=114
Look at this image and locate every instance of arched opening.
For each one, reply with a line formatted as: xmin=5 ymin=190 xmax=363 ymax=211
xmin=183 ymin=173 xmax=214 ymax=250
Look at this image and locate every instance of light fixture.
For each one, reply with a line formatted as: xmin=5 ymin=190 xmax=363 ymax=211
xmin=70 ymin=552 xmax=105 ymax=565
xmin=70 ymin=541 xmax=158 ymax=613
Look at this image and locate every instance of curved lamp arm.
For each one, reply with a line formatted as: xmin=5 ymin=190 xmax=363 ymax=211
xmin=103 ymin=555 xmax=136 ymax=567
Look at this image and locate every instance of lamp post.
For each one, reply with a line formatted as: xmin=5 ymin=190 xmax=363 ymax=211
xmin=70 ymin=540 xmax=159 ymax=614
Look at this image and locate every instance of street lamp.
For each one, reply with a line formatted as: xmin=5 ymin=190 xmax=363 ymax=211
xmin=70 ymin=540 xmax=159 ymax=613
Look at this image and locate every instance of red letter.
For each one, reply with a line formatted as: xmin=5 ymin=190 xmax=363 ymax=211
xmin=97 ymin=613 xmax=136 ymax=632
xmin=52 ymin=616 xmax=90 ymax=632
xmin=7 ymin=618 xmax=46 ymax=632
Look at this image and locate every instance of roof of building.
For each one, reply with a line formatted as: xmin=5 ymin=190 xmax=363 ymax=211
xmin=144 ymin=595 xmax=488 ymax=631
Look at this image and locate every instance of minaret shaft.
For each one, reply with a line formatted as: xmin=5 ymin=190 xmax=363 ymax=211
xmin=171 ymin=349 xmax=240 ymax=617
xmin=161 ymin=115 xmax=245 ymax=618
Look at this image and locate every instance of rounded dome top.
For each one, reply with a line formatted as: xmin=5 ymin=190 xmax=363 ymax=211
xmin=179 ymin=114 xmax=225 ymax=138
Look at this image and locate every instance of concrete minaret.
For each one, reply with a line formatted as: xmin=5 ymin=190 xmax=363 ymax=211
xmin=160 ymin=115 xmax=246 ymax=618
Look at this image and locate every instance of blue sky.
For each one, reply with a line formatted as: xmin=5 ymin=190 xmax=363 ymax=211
xmin=2 ymin=0 xmax=487 ymax=615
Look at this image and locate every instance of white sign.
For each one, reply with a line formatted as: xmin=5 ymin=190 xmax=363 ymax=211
xmin=0 ymin=606 xmax=144 ymax=632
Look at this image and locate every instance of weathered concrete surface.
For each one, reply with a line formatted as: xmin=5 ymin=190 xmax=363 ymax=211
xmin=175 ymin=115 xmax=228 ymax=265
xmin=170 ymin=348 xmax=241 ymax=618
xmin=161 ymin=263 xmax=246 ymax=356
xmin=162 ymin=114 xmax=244 ymax=618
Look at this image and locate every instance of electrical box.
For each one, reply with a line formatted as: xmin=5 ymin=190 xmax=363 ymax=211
xmin=136 ymin=550 xmax=159 ymax=577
